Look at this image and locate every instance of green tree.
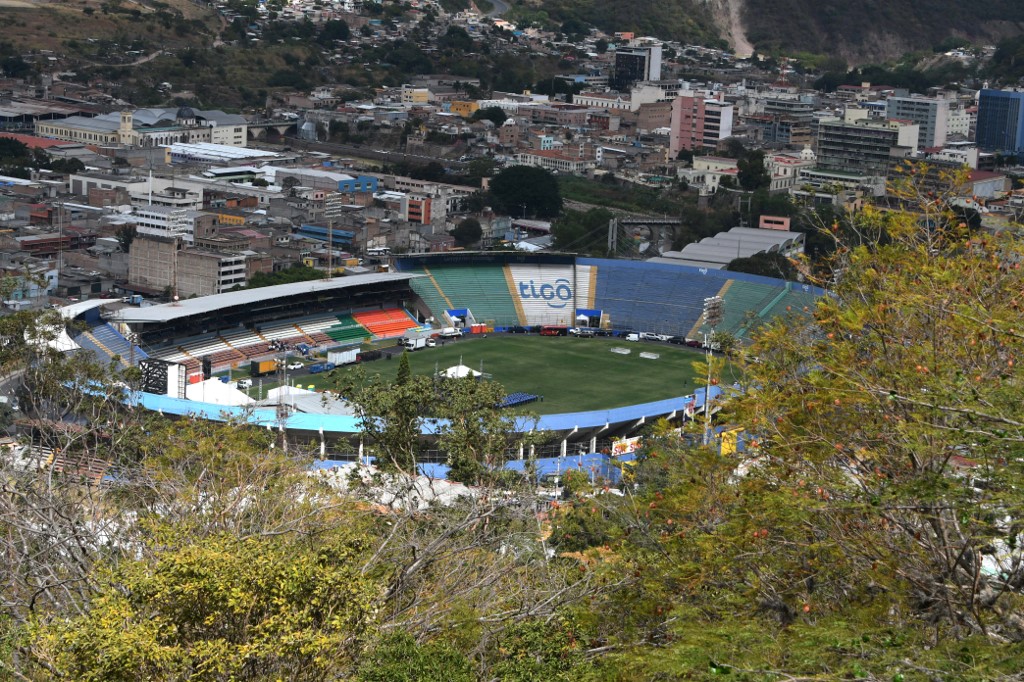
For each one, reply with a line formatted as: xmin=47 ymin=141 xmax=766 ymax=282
xmin=357 ymin=632 xmax=473 ymax=682
xmin=451 ymin=217 xmax=482 ymax=247
xmin=28 ymin=528 xmax=380 ymax=681
xmin=465 ymin=157 xmax=496 ymax=186
xmin=552 ymin=207 xmax=613 ymax=255
xmin=115 ymin=224 xmax=137 ymax=253
xmin=317 ymin=18 xmax=350 ymax=45
xmin=435 ymin=376 xmax=531 ymax=485
xmin=736 ymin=150 xmax=770 ymax=191
xmin=396 ymin=350 xmax=411 ymax=386
xmin=489 ymin=166 xmax=563 ymax=219
xmin=471 ymin=106 xmax=507 ymax=126
xmin=246 ymin=264 xmax=324 ymax=288
xmin=726 ymin=251 xmax=797 ymax=280
xmin=336 ymin=369 xmax=432 ymax=473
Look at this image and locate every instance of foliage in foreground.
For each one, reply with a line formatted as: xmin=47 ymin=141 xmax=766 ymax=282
xmin=4 ymin=173 xmax=1024 ymax=679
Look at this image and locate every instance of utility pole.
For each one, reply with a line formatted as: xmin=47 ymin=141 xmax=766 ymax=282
xmin=701 ymin=295 xmax=723 ymax=446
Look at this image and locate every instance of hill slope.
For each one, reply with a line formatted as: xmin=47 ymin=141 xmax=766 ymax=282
xmin=529 ymin=0 xmax=1024 ymax=62
xmin=740 ymin=0 xmax=1024 ymax=62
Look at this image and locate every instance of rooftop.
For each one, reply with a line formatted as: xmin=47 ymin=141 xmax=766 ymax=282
xmin=114 ymin=272 xmax=423 ymax=324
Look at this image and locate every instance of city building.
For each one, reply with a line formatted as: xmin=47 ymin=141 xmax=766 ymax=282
xmin=130 ymin=206 xmax=212 ymax=244
xmin=885 ymin=95 xmax=951 ymax=148
xmin=36 ymin=108 xmax=248 ymax=148
xmin=765 ymin=147 xmax=817 ymax=193
xmin=128 ymin=233 xmax=269 ymax=297
xmin=976 ymin=88 xmax=1024 ymax=155
xmin=815 ymin=108 xmax=918 ymax=177
xmin=612 ymin=42 xmax=662 ymax=91
xmin=669 ymin=95 xmax=734 ymax=156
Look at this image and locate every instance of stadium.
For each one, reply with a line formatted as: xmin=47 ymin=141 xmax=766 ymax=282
xmin=56 ymin=252 xmax=825 ymax=477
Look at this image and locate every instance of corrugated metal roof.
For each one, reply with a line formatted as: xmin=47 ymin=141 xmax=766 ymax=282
xmin=114 ymin=273 xmax=422 ymax=324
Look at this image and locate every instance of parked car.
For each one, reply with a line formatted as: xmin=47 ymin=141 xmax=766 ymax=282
xmin=507 ymin=325 xmax=528 ymax=334
xmin=236 ymin=378 xmax=253 ymax=389
xmin=667 ymin=336 xmax=686 ymax=345
xmin=640 ymin=332 xmax=672 ymax=342
xmin=625 ymin=333 xmax=640 ymax=342
xmin=286 ymin=361 xmax=304 ymax=370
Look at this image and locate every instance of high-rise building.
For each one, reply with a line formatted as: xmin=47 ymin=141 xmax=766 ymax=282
xmin=669 ymin=95 xmax=734 ymax=156
xmin=612 ymin=43 xmax=662 ymax=91
xmin=816 ymin=108 xmax=919 ymax=177
xmin=976 ymin=88 xmax=1024 ymax=155
xmin=885 ymin=95 xmax=951 ymax=148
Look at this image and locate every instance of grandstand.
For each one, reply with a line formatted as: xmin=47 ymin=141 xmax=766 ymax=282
xmin=49 ymin=253 xmax=826 ymax=453
xmin=352 ymin=308 xmax=420 ymax=338
xmin=74 ymin=322 xmax=148 ymax=367
xmin=584 ymin=259 xmax=725 ymax=337
xmin=322 ymin=314 xmax=370 ymax=345
xmin=114 ymin=274 xmax=422 ymax=373
xmin=422 ymin=265 xmax=520 ymax=325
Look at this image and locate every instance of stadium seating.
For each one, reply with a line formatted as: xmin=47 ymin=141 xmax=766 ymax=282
xmin=74 ymin=323 xmax=148 ymax=367
xmin=323 ymin=314 xmax=370 ymax=345
xmin=755 ymin=285 xmax=820 ymax=324
xmin=427 ymin=266 xmax=519 ymax=326
xmin=407 ymin=273 xmax=451 ymax=322
xmin=719 ymin=281 xmax=785 ymax=337
xmin=499 ymin=392 xmax=540 ymax=408
xmin=587 ymin=260 xmax=724 ymax=337
xmin=353 ymin=309 xmax=419 ymax=339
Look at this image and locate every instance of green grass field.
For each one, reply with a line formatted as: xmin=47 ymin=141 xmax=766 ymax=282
xmin=246 ymin=336 xmax=717 ymax=415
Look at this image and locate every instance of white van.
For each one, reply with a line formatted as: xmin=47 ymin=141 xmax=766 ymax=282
xmin=625 ymin=333 xmax=640 ymax=342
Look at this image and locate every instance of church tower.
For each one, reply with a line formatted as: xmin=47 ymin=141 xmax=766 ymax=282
xmin=118 ymin=110 xmax=135 ymax=145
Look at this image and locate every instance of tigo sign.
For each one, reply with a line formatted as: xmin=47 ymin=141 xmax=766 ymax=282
xmin=518 ymin=279 xmax=572 ymax=309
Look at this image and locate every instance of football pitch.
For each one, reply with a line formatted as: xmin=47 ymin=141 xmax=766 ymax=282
xmin=279 ymin=336 xmax=718 ymax=415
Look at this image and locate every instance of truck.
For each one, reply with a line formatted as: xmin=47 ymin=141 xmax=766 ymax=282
xmin=438 ymin=327 xmax=463 ymax=338
xmin=327 ymin=347 xmax=360 ymax=366
xmin=250 ymin=359 xmax=277 ymax=376
xmin=404 ymin=336 xmax=427 ymax=351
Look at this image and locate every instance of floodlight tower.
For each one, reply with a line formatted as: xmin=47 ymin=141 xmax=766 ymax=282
xmin=701 ymin=295 xmax=723 ymax=445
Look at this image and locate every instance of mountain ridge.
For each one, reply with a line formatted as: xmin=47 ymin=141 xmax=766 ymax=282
xmin=527 ymin=0 xmax=1024 ymax=63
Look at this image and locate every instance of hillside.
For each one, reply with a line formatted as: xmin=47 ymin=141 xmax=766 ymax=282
xmin=741 ymin=0 xmax=1024 ymax=63
xmin=0 ymin=0 xmax=219 ymax=55
xmin=527 ymin=0 xmax=1024 ymax=62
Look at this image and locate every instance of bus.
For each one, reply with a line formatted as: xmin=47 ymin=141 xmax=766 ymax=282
xmin=539 ymin=325 xmax=568 ymax=336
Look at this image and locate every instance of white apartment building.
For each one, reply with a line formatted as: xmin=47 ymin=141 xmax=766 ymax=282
xmin=885 ymin=95 xmax=951 ymax=148
xmin=132 ymin=206 xmax=196 ymax=244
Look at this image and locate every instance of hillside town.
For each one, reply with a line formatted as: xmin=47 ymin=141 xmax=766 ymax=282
xmin=0 ymin=0 xmax=1021 ymax=305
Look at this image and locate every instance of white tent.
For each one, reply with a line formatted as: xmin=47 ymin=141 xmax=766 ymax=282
xmin=439 ymin=364 xmax=482 ymax=379
xmin=185 ymin=378 xmax=254 ymax=406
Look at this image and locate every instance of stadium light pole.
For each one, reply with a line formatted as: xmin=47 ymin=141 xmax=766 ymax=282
xmin=701 ymin=295 xmax=723 ymax=446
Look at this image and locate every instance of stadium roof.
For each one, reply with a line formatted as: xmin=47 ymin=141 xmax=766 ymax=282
xmin=114 ymin=273 xmax=422 ymax=324
xmin=58 ymin=299 xmax=114 ymax=320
